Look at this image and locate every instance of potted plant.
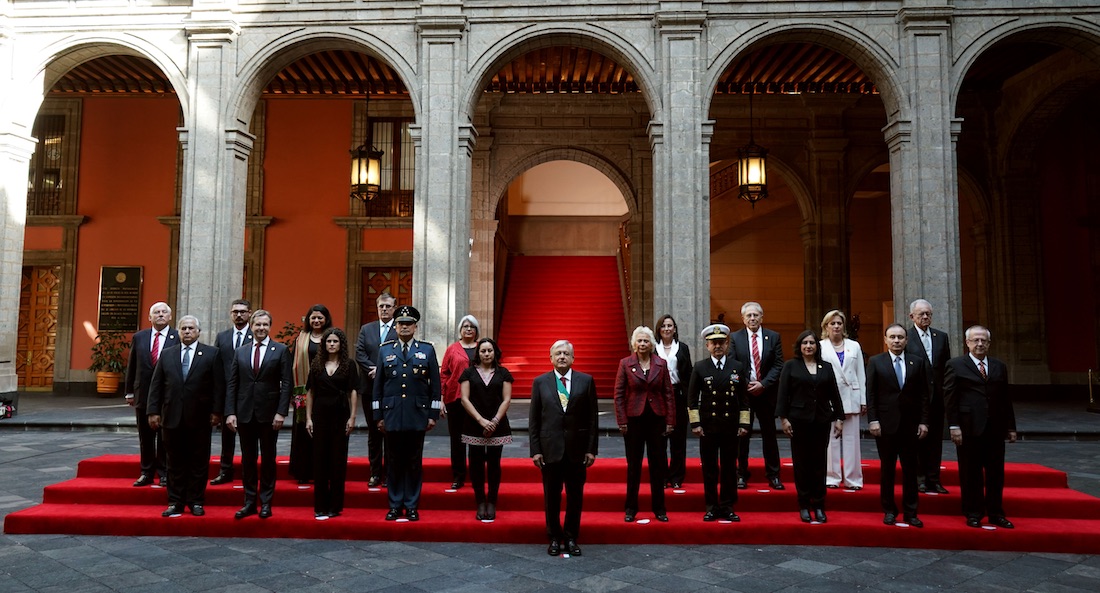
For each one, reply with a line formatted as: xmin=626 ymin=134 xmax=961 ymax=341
xmin=89 ymin=331 xmax=129 ymax=395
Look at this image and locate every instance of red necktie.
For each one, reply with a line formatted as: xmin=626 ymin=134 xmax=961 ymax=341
xmin=978 ymin=360 xmax=987 ymax=380
xmin=560 ymin=376 xmax=568 ymax=391
xmin=751 ymin=333 xmax=762 ymax=380
xmin=253 ymin=343 xmax=262 ymax=374
xmin=150 ymin=332 xmax=161 ymax=366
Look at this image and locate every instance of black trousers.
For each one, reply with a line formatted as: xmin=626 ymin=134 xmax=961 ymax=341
xmin=311 ymin=412 xmax=350 ymax=514
xmin=699 ymin=428 xmax=739 ymax=513
xmin=737 ymin=392 xmax=781 ymax=481
xmin=446 ymin=400 xmax=467 ymax=483
xmin=917 ymin=395 xmax=946 ymax=485
xmin=541 ymin=460 xmax=587 ymax=541
xmin=790 ymin=420 xmax=830 ymax=510
xmin=216 ymin=423 xmax=237 ymax=478
xmin=468 ymin=445 xmax=503 ymax=504
xmin=237 ymin=420 xmax=280 ymax=506
xmin=956 ymin=430 xmax=1008 ymax=520
xmin=623 ymin=408 xmax=668 ymax=514
xmin=135 ymin=406 xmax=165 ymax=480
xmin=162 ymin=423 xmax=211 ymax=506
xmin=875 ymin=428 xmax=920 ymax=515
xmin=385 ymin=430 xmax=426 ymax=511
xmin=666 ymin=383 xmax=688 ymax=485
xmin=289 ymin=416 xmax=312 ymax=482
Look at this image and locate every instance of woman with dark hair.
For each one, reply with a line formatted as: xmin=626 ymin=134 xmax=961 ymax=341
xmin=776 ymin=329 xmax=845 ymax=524
xmin=291 ymin=304 xmax=332 ymax=484
xmin=459 ymin=337 xmax=513 ymax=521
xmin=440 ymin=315 xmax=480 ymax=490
xmin=305 ymin=327 xmax=358 ymax=519
xmin=654 ymin=314 xmax=693 ymax=489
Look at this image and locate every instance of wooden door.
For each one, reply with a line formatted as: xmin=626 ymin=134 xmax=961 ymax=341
xmin=361 ymin=267 xmax=412 ymax=324
xmin=18 ymin=265 xmax=60 ymax=388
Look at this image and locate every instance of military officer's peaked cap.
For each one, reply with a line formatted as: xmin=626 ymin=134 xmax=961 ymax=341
xmin=701 ymin=323 xmax=730 ymax=341
xmin=395 ymin=305 xmax=421 ymax=323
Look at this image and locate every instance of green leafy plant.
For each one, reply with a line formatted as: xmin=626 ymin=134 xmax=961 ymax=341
xmin=89 ymin=331 xmax=129 ymax=373
xmin=274 ymin=321 xmax=302 ymax=349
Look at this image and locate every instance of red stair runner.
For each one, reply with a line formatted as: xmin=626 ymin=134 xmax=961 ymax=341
xmin=497 ymin=255 xmax=629 ymax=397
xmin=6 ymin=455 xmax=1100 ymax=554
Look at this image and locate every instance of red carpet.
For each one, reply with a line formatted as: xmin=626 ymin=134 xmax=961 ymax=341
xmin=497 ymin=255 xmax=628 ymax=396
xmin=6 ymin=455 xmax=1100 ymax=553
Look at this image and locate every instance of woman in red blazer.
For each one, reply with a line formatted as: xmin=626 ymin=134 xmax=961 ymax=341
xmin=614 ymin=326 xmax=676 ymax=522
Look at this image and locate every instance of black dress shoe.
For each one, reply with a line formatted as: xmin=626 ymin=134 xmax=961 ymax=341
xmin=210 ymin=473 xmax=233 ymax=486
xmin=989 ymin=516 xmax=1014 ymax=529
xmin=385 ymin=508 xmax=401 ymax=521
xmin=161 ymin=504 xmax=184 ymax=517
xmin=737 ymin=476 xmax=747 ymax=489
xmin=624 ymin=512 xmax=636 ymax=523
xmin=368 ymin=476 xmax=383 ymax=487
xmin=133 ymin=475 xmax=153 ymax=487
xmin=406 ymin=509 xmax=419 ymax=521
xmin=918 ymin=482 xmax=928 ymax=493
xmin=157 ymin=476 xmax=168 ymax=488
xmin=769 ymin=477 xmax=785 ymax=490
xmin=655 ymin=513 xmax=669 ymax=522
xmin=814 ymin=509 xmax=827 ymax=523
xmin=476 ymin=503 xmax=487 ymax=521
xmin=189 ymin=504 xmax=205 ymax=517
xmin=328 ymin=510 xmax=341 ymax=518
xmin=933 ymin=483 xmax=950 ymax=494
xmin=703 ymin=511 xmax=718 ymax=522
xmin=800 ymin=509 xmax=812 ymax=523
xmin=670 ymin=482 xmax=682 ymax=489
xmin=259 ymin=504 xmax=272 ymax=519
xmin=450 ymin=480 xmax=464 ymax=490
xmin=883 ymin=513 xmax=897 ymax=525
xmin=235 ymin=504 xmax=257 ymax=519
xmin=485 ymin=503 xmax=496 ymax=520
xmin=726 ymin=512 xmax=741 ymax=522
xmin=966 ymin=517 xmax=982 ymax=528
xmin=566 ymin=540 xmax=582 ymax=556
xmin=904 ymin=515 xmax=924 ymax=528
xmin=547 ymin=539 xmax=561 ymax=556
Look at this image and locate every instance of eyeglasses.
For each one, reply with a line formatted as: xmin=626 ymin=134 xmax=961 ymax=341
xmin=377 ymin=304 xmax=394 ymax=309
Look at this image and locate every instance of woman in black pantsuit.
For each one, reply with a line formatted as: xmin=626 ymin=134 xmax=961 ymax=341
xmin=655 ymin=314 xmax=693 ymax=489
xmin=305 ymin=327 xmax=358 ymax=519
xmin=776 ymin=329 xmax=845 ymax=524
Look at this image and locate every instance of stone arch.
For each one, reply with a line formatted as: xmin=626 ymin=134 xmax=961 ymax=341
xmin=460 ymin=25 xmax=659 ymax=121
xmin=488 ymin=146 xmax=638 ymax=218
xmin=704 ymin=21 xmax=905 ymax=121
xmin=227 ymin=30 xmax=420 ymax=128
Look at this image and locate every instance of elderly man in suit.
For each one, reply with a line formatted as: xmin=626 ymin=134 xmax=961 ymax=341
xmin=731 ymin=301 xmax=785 ymax=490
xmin=687 ymin=324 xmax=752 ymax=522
xmin=867 ymin=323 xmax=931 ymax=527
xmin=905 ymin=298 xmax=952 ymax=494
xmin=125 ymin=301 xmax=178 ymax=487
xmin=530 ymin=340 xmax=599 ymax=557
xmin=373 ymin=305 xmax=440 ymax=522
xmin=225 ymin=309 xmax=293 ymax=520
xmin=355 ymin=292 xmax=398 ymax=487
xmin=147 ymin=315 xmax=225 ymax=517
xmin=210 ymin=298 xmax=252 ymax=486
xmin=946 ymin=325 xmax=1017 ymax=529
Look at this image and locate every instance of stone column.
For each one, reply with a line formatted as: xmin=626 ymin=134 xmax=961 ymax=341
xmin=176 ymin=15 xmax=247 ymax=335
xmin=412 ymin=9 xmax=470 ymax=347
xmin=0 ymin=129 xmax=35 ymax=396
xmin=887 ymin=3 xmax=963 ymax=342
xmin=803 ymin=134 xmax=851 ymax=326
xmin=652 ymin=7 xmax=710 ymax=352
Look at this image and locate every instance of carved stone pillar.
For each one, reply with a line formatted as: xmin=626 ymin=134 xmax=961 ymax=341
xmin=0 ymin=129 xmax=35 ymax=395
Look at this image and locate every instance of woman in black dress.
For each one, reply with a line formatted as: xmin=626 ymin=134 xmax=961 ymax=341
xmin=459 ymin=338 xmax=513 ymax=521
xmin=776 ymin=329 xmax=845 ymax=524
xmin=291 ymin=304 xmax=332 ymax=484
xmin=305 ymin=327 xmax=358 ymax=519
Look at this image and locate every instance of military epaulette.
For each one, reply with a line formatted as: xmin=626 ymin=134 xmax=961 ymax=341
xmin=417 ymin=340 xmax=433 ymax=346
xmin=381 ymin=339 xmax=397 ymax=347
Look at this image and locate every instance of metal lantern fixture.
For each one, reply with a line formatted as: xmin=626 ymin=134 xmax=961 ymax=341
xmin=737 ymin=71 xmax=768 ymax=206
xmin=350 ymin=142 xmax=384 ymax=202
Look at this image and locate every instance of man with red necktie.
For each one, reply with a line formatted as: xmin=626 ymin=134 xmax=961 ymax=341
xmin=124 ymin=301 xmax=178 ymax=487
xmin=730 ymin=301 xmax=785 ymax=490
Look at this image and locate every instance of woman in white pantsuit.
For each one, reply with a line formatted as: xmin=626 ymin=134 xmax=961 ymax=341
xmin=819 ymin=310 xmax=866 ymax=489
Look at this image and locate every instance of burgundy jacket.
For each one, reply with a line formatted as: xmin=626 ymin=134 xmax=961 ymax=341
xmin=613 ymin=354 xmax=675 ymax=426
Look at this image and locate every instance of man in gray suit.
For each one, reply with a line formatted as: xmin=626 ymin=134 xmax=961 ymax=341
xmin=355 ymin=292 xmax=398 ymax=487
xmin=530 ymin=340 xmax=599 ymax=557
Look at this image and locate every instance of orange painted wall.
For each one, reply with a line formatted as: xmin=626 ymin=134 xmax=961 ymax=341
xmin=362 ymin=228 xmax=414 ymax=251
xmin=71 ymin=96 xmax=180 ymax=370
xmin=24 ymin=227 xmax=63 ymax=251
xmin=261 ymin=99 xmax=353 ymax=331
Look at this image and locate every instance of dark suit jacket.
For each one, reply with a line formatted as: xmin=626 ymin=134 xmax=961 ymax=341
xmin=670 ymin=342 xmax=693 ymax=388
xmin=355 ymin=320 xmax=398 ymax=394
xmin=775 ymin=359 xmax=845 ymax=424
xmin=730 ymin=328 xmax=784 ymax=394
xmin=125 ymin=327 xmax=180 ymax=408
xmin=529 ymin=370 xmax=599 ymax=464
xmin=944 ymin=355 xmax=1015 ymax=438
xmin=225 ymin=340 xmax=293 ymax=424
xmin=613 ymin=354 xmax=675 ymax=426
xmin=214 ymin=326 xmax=252 ymax=382
xmin=147 ymin=342 xmax=225 ymax=430
xmin=686 ymin=356 xmax=751 ymax=433
xmin=905 ymin=326 xmax=950 ymax=401
xmin=866 ymin=351 xmax=931 ymax=435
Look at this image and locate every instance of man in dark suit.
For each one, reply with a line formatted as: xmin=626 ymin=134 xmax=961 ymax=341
xmin=355 ymin=292 xmax=398 ymax=487
xmin=906 ymin=298 xmax=952 ymax=494
xmin=210 ymin=298 xmax=252 ymax=486
xmin=373 ymin=305 xmax=440 ymax=521
xmin=730 ymin=301 xmax=785 ymax=490
xmin=530 ymin=339 xmax=599 ymax=557
xmin=147 ymin=315 xmax=225 ymax=517
xmin=687 ymin=324 xmax=751 ymax=522
xmin=867 ymin=323 xmax=931 ymax=527
xmin=125 ymin=301 xmax=178 ymax=487
xmin=946 ymin=325 xmax=1017 ymax=529
xmin=225 ymin=309 xmax=293 ymax=520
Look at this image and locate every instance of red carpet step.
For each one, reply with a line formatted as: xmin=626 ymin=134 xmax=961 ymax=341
xmin=6 ymin=456 xmax=1100 ymax=554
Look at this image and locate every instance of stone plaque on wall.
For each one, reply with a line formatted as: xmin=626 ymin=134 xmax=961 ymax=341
xmin=97 ymin=266 xmax=143 ymax=332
